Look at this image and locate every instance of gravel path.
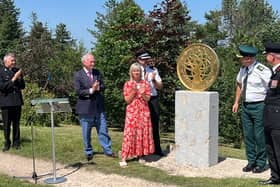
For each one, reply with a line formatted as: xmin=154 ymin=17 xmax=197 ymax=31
xmin=0 ymin=149 xmax=270 ymax=187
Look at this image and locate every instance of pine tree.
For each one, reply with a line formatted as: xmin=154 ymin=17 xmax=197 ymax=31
xmin=0 ymin=0 xmax=24 ymax=58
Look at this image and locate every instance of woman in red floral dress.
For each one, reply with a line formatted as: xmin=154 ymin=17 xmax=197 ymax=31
xmin=119 ymin=63 xmax=154 ymax=167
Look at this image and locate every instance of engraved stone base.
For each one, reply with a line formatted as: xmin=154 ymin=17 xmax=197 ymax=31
xmin=175 ymin=91 xmax=219 ymax=167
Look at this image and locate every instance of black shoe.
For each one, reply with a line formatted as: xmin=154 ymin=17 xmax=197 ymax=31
xmin=156 ymin=152 xmax=165 ymax=157
xmin=14 ymin=145 xmax=20 ymax=150
xmin=242 ymin=163 xmax=255 ymax=172
xmin=260 ymin=178 xmax=280 ymax=185
xmin=105 ymin=153 xmax=117 ymax=158
xmin=86 ymin=154 xmax=93 ymax=161
xmin=252 ymin=166 xmax=266 ymax=173
xmin=13 ymin=144 xmax=21 ymax=150
xmin=2 ymin=145 xmax=10 ymax=152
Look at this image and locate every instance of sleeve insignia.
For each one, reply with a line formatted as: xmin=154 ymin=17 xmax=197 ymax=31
xmin=256 ymin=65 xmax=264 ymax=71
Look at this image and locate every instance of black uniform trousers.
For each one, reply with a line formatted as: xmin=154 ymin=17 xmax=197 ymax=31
xmin=1 ymin=106 xmax=22 ymax=147
xmin=264 ymin=105 xmax=280 ymax=182
xmin=148 ymin=96 xmax=162 ymax=155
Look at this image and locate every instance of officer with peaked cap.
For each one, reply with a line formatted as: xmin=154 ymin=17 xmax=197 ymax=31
xmin=232 ymin=44 xmax=271 ymax=173
xmin=261 ymin=42 xmax=280 ymax=185
xmin=136 ymin=49 xmax=164 ymax=157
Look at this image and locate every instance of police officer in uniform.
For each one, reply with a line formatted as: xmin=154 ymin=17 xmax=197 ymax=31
xmin=0 ymin=53 xmax=25 ymax=151
xmin=136 ymin=49 xmax=164 ymax=156
xmin=232 ymin=45 xmax=271 ymax=173
xmin=260 ymin=42 xmax=280 ymax=185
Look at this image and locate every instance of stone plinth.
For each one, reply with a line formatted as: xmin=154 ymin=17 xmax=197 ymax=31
xmin=175 ymin=90 xmax=219 ymax=167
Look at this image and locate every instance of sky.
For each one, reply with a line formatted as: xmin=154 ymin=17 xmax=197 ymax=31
xmin=13 ymin=0 xmax=280 ymax=50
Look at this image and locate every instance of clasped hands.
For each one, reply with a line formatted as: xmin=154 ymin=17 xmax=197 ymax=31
xmin=12 ymin=69 xmax=23 ymax=82
xmin=144 ymin=71 xmax=156 ymax=82
xmin=91 ymin=80 xmax=100 ymax=91
xmin=132 ymin=83 xmax=145 ymax=96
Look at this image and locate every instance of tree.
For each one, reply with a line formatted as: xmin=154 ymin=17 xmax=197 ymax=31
xmin=0 ymin=0 xmax=24 ymax=58
xmin=222 ymin=0 xmax=277 ymax=44
xmin=49 ymin=23 xmax=83 ymax=97
xmin=91 ymin=0 xmax=148 ymax=126
xmin=194 ymin=10 xmax=226 ymax=48
xmin=18 ymin=13 xmax=53 ymax=87
xmin=144 ymin=0 xmax=192 ymax=130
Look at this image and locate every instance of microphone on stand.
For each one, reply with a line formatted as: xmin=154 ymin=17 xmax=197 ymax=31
xmin=42 ymin=72 xmax=52 ymax=90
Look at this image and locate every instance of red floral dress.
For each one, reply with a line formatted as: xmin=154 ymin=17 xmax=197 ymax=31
xmin=121 ymin=80 xmax=154 ymax=159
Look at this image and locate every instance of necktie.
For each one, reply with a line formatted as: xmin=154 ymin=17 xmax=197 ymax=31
xmin=242 ymin=67 xmax=249 ymax=101
xmin=87 ymin=71 xmax=93 ymax=83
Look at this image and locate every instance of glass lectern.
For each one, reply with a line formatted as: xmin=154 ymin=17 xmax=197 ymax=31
xmin=31 ymin=98 xmax=72 ymax=184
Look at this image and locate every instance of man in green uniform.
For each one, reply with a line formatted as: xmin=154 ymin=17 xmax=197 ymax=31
xmin=232 ymin=45 xmax=271 ymax=173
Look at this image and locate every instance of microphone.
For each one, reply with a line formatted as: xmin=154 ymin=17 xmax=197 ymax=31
xmin=47 ymin=72 xmax=52 ymax=81
xmin=42 ymin=72 xmax=52 ymax=90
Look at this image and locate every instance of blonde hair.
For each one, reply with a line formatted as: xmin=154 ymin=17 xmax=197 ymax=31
xmin=129 ymin=63 xmax=142 ymax=80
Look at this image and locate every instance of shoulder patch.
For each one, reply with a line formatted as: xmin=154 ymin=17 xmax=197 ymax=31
xmin=256 ymin=65 xmax=264 ymax=71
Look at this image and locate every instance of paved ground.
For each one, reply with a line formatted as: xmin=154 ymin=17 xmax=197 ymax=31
xmin=0 ymin=149 xmax=270 ymax=186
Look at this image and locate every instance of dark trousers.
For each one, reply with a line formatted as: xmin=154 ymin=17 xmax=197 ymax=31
xmin=241 ymin=102 xmax=266 ymax=167
xmin=263 ymin=105 xmax=280 ymax=181
xmin=1 ymin=106 xmax=22 ymax=146
xmin=148 ymin=96 xmax=162 ymax=154
xmin=264 ymin=128 xmax=280 ymax=181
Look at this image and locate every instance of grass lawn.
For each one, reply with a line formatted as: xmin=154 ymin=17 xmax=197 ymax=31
xmin=0 ymin=124 xmax=264 ymax=187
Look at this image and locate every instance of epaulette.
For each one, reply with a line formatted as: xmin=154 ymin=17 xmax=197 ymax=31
xmin=256 ymin=64 xmax=264 ymax=71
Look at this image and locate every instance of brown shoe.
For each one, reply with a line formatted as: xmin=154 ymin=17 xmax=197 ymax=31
xmin=105 ymin=153 xmax=117 ymax=158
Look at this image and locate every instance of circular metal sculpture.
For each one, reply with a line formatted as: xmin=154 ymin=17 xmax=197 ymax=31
xmin=177 ymin=43 xmax=219 ymax=91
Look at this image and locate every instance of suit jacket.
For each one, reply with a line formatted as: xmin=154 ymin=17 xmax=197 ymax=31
xmin=0 ymin=66 xmax=25 ymax=107
xmin=74 ymin=68 xmax=105 ymax=116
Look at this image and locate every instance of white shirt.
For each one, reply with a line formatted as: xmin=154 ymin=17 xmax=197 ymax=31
xmin=141 ymin=65 xmax=162 ymax=96
xmin=272 ymin=63 xmax=280 ymax=73
xmin=83 ymin=67 xmax=93 ymax=94
xmin=236 ymin=61 xmax=271 ymax=102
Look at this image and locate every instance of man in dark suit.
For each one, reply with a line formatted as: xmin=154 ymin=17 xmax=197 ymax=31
xmin=0 ymin=53 xmax=25 ymax=151
xmin=74 ymin=53 xmax=114 ymax=161
xmin=260 ymin=43 xmax=280 ymax=185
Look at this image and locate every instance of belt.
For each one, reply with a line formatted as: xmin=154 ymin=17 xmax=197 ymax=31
xmin=243 ymin=101 xmax=264 ymax=105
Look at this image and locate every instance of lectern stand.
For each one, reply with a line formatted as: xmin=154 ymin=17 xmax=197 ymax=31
xmin=31 ymin=98 xmax=72 ymax=184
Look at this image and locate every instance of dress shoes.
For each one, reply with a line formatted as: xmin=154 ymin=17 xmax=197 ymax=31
xmin=252 ymin=166 xmax=266 ymax=173
xmin=13 ymin=144 xmax=21 ymax=150
xmin=260 ymin=178 xmax=280 ymax=185
xmin=105 ymin=153 xmax=117 ymax=158
xmin=86 ymin=154 xmax=93 ymax=161
xmin=2 ymin=144 xmax=10 ymax=152
xmin=156 ymin=152 xmax=165 ymax=157
xmin=242 ymin=163 xmax=255 ymax=172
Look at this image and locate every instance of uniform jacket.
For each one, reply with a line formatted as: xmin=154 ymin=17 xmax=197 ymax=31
xmin=0 ymin=66 xmax=25 ymax=107
xmin=264 ymin=66 xmax=280 ymax=129
xmin=74 ymin=68 xmax=105 ymax=116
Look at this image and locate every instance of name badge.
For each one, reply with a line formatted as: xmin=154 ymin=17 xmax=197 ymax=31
xmin=271 ymin=80 xmax=278 ymax=88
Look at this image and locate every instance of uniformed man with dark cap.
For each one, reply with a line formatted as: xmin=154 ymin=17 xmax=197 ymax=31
xmin=136 ymin=49 xmax=164 ymax=157
xmin=232 ymin=45 xmax=271 ymax=173
xmin=260 ymin=42 xmax=280 ymax=185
